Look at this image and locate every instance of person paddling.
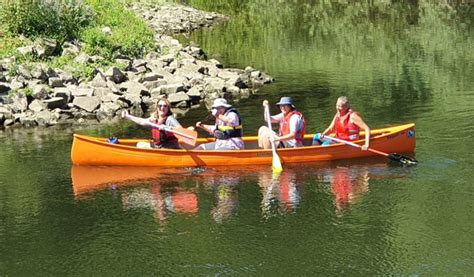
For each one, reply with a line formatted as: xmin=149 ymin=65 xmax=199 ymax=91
xmin=312 ymin=96 xmax=370 ymax=150
xmin=258 ymin=97 xmax=306 ymax=149
xmin=194 ymin=98 xmax=244 ymax=150
xmin=122 ymin=97 xmax=182 ymax=149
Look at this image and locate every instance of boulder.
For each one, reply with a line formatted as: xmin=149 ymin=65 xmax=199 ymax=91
xmin=44 ymin=97 xmax=67 ymax=109
xmin=32 ymin=84 xmax=51 ymax=100
xmin=28 ymin=99 xmax=47 ymax=112
xmin=96 ymin=102 xmax=120 ymax=121
xmin=168 ymin=92 xmax=189 ymax=104
xmin=48 ymin=77 xmax=64 ymax=88
xmin=105 ymin=67 xmax=125 ymax=83
xmin=10 ymin=93 xmax=28 ymax=113
xmin=159 ymin=83 xmax=184 ymax=95
xmin=70 ymin=87 xmax=94 ymax=97
xmin=35 ymin=109 xmax=56 ymax=126
xmin=53 ymin=87 xmax=72 ymax=102
xmin=90 ymin=73 xmax=107 ymax=88
xmin=73 ymin=96 xmax=100 ymax=112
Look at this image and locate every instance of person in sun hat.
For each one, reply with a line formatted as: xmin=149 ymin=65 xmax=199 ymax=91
xmin=194 ymin=98 xmax=244 ymax=150
xmin=258 ymin=96 xmax=306 ymax=149
xmin=312 ymin=96 xmax=370 ymax=150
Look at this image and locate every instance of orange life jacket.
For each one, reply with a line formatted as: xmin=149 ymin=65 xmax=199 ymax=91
xmin=335 ymin=110 xmax=360 ymax=141
xmin=151 ymin=116 xmax=178 ymax=145
xmin=279 ymin=111 xmax=306 ymax=142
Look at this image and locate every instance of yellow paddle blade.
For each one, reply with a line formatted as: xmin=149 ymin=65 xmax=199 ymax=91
xmin=272 ymin=154 xmax=283 ymax=172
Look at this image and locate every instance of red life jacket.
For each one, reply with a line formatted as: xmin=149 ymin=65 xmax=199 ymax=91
xmin=151 ymin=116 xmax=178 ymax=145
xmin=335 ymin=110 xmax=360 ymax=141
xmin=279 ymin=111 xmax=306 ymax=142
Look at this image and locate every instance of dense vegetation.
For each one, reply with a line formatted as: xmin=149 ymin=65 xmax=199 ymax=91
xmin=0 ymin=0 xmax=160 ymax=78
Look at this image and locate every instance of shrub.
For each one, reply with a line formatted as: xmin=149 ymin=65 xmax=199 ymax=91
xmin=0 ymin=0 xmax=94 ymax=43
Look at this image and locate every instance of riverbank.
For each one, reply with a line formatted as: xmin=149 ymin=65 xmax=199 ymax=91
xmin=0 ymin=2 xmax=273 ymax=128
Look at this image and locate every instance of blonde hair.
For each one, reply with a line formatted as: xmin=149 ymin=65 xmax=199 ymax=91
xmin=153 ymin=97 xmax=172 ymax=119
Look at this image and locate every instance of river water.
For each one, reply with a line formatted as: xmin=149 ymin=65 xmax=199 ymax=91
xmin=1 ymin=1 xmax=473 ymax=275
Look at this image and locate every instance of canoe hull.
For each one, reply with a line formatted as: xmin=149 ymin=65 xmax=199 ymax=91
xmin=71 ymin=123 xmax=416 ymax=167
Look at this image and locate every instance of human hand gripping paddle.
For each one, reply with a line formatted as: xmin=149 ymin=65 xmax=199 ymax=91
xmin=264 ymin=103 xmax=283 ymax=172
xmin=122 ymin=112 xmax=197 ymax=146
xmin=323 ymin=135 xmax=418 ymax=165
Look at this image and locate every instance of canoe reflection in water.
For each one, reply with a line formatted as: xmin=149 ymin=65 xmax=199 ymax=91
xmin=258 ymin=170 xmax=302 ymax=218
xmin=122 ymin=183 xmax=199 ymax=222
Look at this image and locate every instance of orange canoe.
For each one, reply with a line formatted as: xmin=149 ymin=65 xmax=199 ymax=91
xmin=71 ymin=123 xmax=416 ymax=167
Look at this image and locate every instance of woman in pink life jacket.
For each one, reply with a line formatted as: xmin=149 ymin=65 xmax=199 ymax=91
xmin=312 ymin=96 xmax=370 ymax=150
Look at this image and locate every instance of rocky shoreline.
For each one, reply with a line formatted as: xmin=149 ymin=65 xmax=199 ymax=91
xmin=0 ymin=4 xmax=273 ymax=128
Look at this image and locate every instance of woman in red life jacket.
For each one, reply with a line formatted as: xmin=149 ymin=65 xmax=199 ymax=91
xmin=258 ymin=97 xmax=306 ymax=149
xmin=312 ymin=96 xmax=370 ymax=150
xmin=123 ymin=97 xmax=182 ymax=149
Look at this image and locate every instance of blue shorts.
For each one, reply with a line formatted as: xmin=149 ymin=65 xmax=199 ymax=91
xmin=312 ymin=133 xmax=332 ymax=146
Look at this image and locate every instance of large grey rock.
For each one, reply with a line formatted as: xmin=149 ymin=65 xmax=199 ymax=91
xmin=105 ymin=67 xmax=125 ymax=83
xmin=31 ymin=65 xmax=48 ymax=80
xmin=29 ymin=99 xmax=47 ymax=112
xmin=53 ymin=87 xmax=72 ymax=102
xmin=121 ymin=81 xmax=149 ymax=95
xmin=96 ymin=102 xmax=120 ymax=121
xmin=43 ymin=97 xmax=67 ymax=109
xmin=90 ymin=73 xmax=107 ymax=88
xmin=101 ymin=92 xmax=121 ymax=103
xmin=139 ymin=72 xmax=163 ymax=83
xmin=70 ymin=87 xmax=94 ymax=97
xmin=204 ymin=77 xmax=225 ymax=94
xmin=10 ymin=93 xmax=28 ymax=113
xmin=17 ymin=45 xmax=35 ymax=56
xmin=18 ymin=112 xmax=37 ymax=127
xmin=168 ymin=92 xmax=189 ymax=104
xmin=48 ymin=77 xmax=64 ymax=88
xmin=0 ymin=106 xmax=13 ymax=118
xmin=159 ymin=83 xmax=184 ymax=95
xmin=32 ymin=84 xmax=51 ymax=100
xmin=74 ymin=53 xmax=92 ymax=64
xmin=58 ymin=71 xmax=76 ymax=85
xmin=35 ymin=38 xmax=58 ymax=57
xmin=73 ymin=96 xmax=100 ymax=112
xmin=35 ymin=109 xmax=56 ymax=126
xmin=93 ymin=87 xmax=112 ymax=99
xmin=62 ymin=42 xmax=80 ymax=56
xmin=143 ymin=79 xmax=167 ymax=91
xmin=17 ymin=65 xmax=32 ymax=80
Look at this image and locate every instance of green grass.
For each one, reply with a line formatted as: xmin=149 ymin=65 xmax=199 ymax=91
xmin=0 ymin=0 xmax=162 ymax=79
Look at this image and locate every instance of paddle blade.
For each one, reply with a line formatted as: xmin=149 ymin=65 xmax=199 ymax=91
xmin=388 ymin=153 xmax=418 ymax=165
xmin=272 ymin=154 xmax=283 ymax=172
xmin=173 ymin=127 xmax=197 ymax=146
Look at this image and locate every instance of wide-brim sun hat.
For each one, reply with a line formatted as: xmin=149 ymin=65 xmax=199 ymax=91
xmin=212 ymin=98 xmax=231 ymax=108
xmin=275 ymin=96 xmax=295 ymax=108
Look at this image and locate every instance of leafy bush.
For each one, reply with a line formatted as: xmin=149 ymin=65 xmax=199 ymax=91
xmin=0 ymin=0 xmax=95 ymax=43
xmin=82 ymin=0 xmax=155 ymax=58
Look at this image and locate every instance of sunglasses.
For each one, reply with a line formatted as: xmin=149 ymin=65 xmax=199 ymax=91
xmin=158 ymin=104 xmax=168 ymax=108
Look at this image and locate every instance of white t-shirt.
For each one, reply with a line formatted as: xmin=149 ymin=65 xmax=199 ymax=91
xmin=272 ymin=112 xmax=305 ymax=147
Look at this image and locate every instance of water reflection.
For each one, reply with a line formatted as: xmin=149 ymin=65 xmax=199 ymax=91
xmin=71 ymin=161 xmax=412 ymax=222
xmin=258 ymin=170 xmax=301 ymax=218
xmin=122 ymin=183 xmax=198 ymax=223
xmin=319 ymin=166 xmax=370 ymax=216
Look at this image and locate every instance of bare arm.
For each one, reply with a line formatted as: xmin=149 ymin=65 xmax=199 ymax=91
xmin=262 ymin=100 xmax=280 ymax=123
xmin=322 ymin=114 xmax=337 ymax=136
xmin=351 ymin=113 xmax=370 ymax=150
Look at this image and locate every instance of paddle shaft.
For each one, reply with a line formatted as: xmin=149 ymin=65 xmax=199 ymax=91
xmin=323 ymin=135 xmax=389 ymax=157
xmin=124 ymin=114 xmax=194 ymax=140
xmin=264 ymin=105 xmax=282 ymax=170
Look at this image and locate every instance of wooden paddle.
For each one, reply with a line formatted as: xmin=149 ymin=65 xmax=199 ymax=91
xmin=123 ymin=113 xmax=197 ymax=146
xmin=323 ymin=135 xmax=418 ymax=165
xmin=264 ymin=104 xmax=283 ymax=172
